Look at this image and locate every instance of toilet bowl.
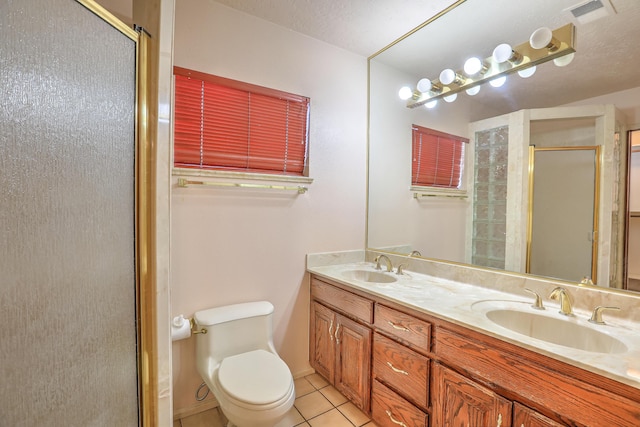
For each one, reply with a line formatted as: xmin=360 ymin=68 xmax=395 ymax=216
xmin=194 ymin=301 xmax=295 ymax=427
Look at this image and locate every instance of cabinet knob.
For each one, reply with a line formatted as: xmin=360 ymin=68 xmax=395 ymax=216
xmin=328 ymin=319 xmax=334 ymax=342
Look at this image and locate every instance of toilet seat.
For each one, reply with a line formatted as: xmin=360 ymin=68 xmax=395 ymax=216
xmin=218 ymin=349 xmax=292 ymax=405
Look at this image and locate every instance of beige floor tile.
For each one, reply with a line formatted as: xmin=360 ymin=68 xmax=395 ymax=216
xmin=304 ymin=373 xmax=329 ymax=390
xmin=273 ymin=407 xmax=305 ymax=427
xmin=362 ymin=421 xmax=380 ymax=426
xmin=319 ymin=385 xmax=348 ymax=406
xmin=180 ymin=408 xmax=225 ymax=427
xmin=307 ymin=408 xmax=354 ymax=427
xmin=294 ymin=391 xmax=334 ymax=420
xmin=338 ymin=401 xmax=371 ymax=426
xmin=294 ymin=376 xmax=316 ymax=397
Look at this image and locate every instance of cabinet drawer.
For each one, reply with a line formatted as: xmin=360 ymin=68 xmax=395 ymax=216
xmin=374 ymin=304 xmax=431 ymax=352
xmin=311 ymin=278 xmax=373 ymax=324
xmin=372 ymin=379 xmax=428 ymax=427
xmin=373 ymin=333 xmax=429 ymax=409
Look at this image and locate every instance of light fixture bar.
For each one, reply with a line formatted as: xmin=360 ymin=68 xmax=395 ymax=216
xmin=407 ymin=23 xmax=576 ymax=108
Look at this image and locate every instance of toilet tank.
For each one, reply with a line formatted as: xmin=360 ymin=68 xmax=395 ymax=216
xmin=194 ymin=301 xmax=277 ymax=370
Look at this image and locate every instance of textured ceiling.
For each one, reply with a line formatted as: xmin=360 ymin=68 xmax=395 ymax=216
xmin=212 ymin=0 xmax=459 ymax=57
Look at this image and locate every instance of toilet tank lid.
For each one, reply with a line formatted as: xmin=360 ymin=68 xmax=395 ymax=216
xmin=194 ymin=301 xmax=274 ymax=326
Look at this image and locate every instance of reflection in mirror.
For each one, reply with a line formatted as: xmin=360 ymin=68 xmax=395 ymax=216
xmin=367 ymin=0 xmax=640 ymax=292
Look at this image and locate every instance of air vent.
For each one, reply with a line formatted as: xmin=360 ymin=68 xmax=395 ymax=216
xmin=564 ymin=0 xmax=616 ymax=25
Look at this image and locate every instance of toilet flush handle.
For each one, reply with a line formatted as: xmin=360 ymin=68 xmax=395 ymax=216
xmin=190 ymin=318 xmax=208 ymax=334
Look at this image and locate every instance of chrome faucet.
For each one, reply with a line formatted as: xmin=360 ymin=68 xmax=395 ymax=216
xmin=549 ymin=287 xmax=573 ymax=316
xmin=374 ymin=254 xmax=393 ymax=272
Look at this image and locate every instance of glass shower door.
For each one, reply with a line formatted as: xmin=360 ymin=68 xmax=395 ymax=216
xmin=0 ymin=0 xmax=140 ymax=424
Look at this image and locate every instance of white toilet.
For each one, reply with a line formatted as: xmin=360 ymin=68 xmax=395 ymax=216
xmin=194 ymin=301 xmax=295 ymax=427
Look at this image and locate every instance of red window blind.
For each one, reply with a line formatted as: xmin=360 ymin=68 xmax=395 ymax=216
xmin=173 ymin=66 xmax=310 ymax=176
xmin=412 ymin=125 xmax=468 ymax=189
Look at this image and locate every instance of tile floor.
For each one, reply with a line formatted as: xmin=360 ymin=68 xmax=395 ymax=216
xmin=174 ymin=373 xmax=379 ymax=427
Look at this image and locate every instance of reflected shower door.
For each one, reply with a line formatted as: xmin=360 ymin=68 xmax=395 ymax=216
xmin=0 ymin=0 xmax=139 ymax=424
xmin=528 ymin=147 xmax=599 ymax=283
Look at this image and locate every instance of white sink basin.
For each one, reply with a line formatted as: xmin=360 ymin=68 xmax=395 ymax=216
xmin=473 ymin=301 xmax=628 ymax=354
xmin=341 ymin=269 xmax=398 ymax=283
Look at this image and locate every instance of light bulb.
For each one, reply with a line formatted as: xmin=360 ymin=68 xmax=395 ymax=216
xmin=517 ymin=66 xmax=536 ymax=78
xmin=463 ymin=57 xmax=483 ymax=75
xmin=530 ymin=27 xmax=558 ymax=51
xmin=439 ymin=69 xmax=457 ymax=85
xmin=416 ymin=78 xmax=432 ymax=93
xmin=425 ymin=100 xmax=438 ymax=109
xmin=398 ymin=86 xmax=413 ymax=100
xmin=553 ymin=52 xmax=575 ymax=67
xmin=492 ymin=43 xmax=522 ymax=64
xmin=489 ymin=76 xmax=507 ymax=88
xmin=466 ymin=86 xmax=481 ymax=96
xmin=443 ymin=93 xmax=457 ymax=103
xmin=492 ymin=44 xmax=513 ymax=64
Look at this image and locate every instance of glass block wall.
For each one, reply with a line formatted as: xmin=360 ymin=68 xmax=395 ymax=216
xmin=472 ymin=126 xmax=509 ymax=269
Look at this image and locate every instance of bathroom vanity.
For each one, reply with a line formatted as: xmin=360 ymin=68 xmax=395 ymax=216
xmin=307 ymin=253 xmax=640 ymax=427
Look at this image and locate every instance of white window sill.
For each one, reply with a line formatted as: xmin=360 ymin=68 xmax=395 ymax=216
xmin=410 ymin=185 xmax=467 ymax=199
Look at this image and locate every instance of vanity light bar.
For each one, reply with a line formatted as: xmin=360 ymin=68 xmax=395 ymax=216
xmin=407 ymin=23 xmax=576 ymax=108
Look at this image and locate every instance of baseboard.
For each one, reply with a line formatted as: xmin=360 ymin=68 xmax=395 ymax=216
xmin=173 ymin=397 xmax=219 ymax=421
xmin=293 ymin=367 xmax=315 ymax=379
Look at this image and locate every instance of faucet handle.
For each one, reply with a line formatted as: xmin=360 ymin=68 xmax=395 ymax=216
xmin=588 ymin=306 xmax=621 ymax=325
xmin=524 ymin=288 xmax=545 ymax=310
xmin=396 ymin=263 xmax=407 ymax=275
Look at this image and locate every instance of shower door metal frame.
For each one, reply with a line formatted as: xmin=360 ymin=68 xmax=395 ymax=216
xmin=526 ymin=145 xmax=602 ymax=282
xmin=76 ymin=1 xmax=156 ymax=425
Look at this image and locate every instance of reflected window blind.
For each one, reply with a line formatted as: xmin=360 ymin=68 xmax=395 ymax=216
xmin=412 ymin=125 xmax=468 ymax=188
xmin=174 ymin=66 xmax=310 ymax=175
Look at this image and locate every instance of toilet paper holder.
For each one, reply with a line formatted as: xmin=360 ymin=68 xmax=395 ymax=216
xmin=190 ymin=318 xmax=208 ymax=334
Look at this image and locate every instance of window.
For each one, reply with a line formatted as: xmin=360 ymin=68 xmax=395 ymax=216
xmin=173 ymin=66 xmax=310 ymax=176
xmin=412 ymin=125 xmax=468 ymax=189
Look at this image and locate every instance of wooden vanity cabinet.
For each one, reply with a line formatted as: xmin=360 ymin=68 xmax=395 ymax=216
xmin=308 ymin=274 xmax=640 ymax=426
xmin=309 ymin=278 xmax=373 ymax=412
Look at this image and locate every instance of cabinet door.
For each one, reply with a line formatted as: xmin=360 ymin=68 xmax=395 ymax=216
xmin=432 ymin=362 xmax=512 ymax=427
xmin=335 ymin=313 xmax=372 ymax=412
xmin=513 ymin=402 xmax=566 ymax=427
xmin=310 ymin=302 xmax=336 ymax=383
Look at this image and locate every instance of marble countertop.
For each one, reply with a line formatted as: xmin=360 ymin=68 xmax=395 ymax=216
xmin=308 ymin=260 xmax=640 ymax=390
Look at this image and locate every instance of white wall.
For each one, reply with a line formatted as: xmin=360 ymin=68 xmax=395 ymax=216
xmin=367 ymin=59 xmax=502 ymax=261
xmin=567 ymin=86 xmax=640 ymax=127
xmin=171 ymin=0 xmax=368 ymax=415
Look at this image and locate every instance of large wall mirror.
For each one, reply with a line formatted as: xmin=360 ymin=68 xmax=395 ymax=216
xmin=367 ymin=0 xmax=640 ymax=291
